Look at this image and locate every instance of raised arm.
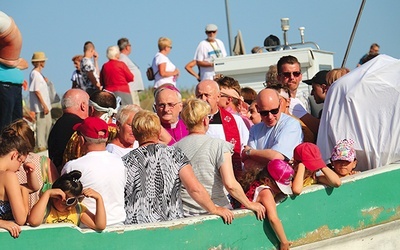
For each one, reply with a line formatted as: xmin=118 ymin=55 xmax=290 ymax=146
xmin=219 ymin=152 xmax=266 ymax=220
xmin=79 ymin=188 xmax=106 ymax=231
xmin=317 ymin=167 xmax=341 ymax=187
xmin=179 ymin=164 xmax=234 ymax=224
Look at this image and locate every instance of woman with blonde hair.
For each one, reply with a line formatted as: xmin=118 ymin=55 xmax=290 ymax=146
xmin=151 ymin=37 xmax=179 ymax=89
xmin=175 ymin=99 xmax=265 ymax=218
xmin=326 ymin=67 xmax=350 ymax=85
xmin=123 ymin=110 xmax=234 ymax=224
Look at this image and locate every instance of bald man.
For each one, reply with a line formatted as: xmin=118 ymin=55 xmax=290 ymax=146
xmin=196 ymin=80 xmax=249 ymax=175
xmin=48 ymin=88 xmax=89 ymax=172
xmin=242 ymin=89 xmax=302 ymax=166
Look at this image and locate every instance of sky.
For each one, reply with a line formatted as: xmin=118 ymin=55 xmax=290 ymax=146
xmin=3 ymin=0 xmax=400 ymax=98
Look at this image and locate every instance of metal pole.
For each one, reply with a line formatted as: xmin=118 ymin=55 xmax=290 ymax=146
xmin=341 ymin=0 xmax=367 ymax=67
xmin=224 ymin=0 xmax=233 ymax=56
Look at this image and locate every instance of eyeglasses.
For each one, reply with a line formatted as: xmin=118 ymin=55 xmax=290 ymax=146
xmin=280 ymin=71 xmax=301 ymax=78
xmin=259 ymin=105 xmax=280 ymax=116
xmin=206 ymin=31 xmax=216 ymax=34
xmin=168 ymin=46 xmax=173 ymax=49
xmin=156 ymin=102 xmax=181 ymax=110
xmin=64 ymin=195 xmax=85 ymax=207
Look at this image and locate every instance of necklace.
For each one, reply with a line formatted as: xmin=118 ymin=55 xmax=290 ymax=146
xmin=52 ymin=209 xmax=74 ymax=224
xmin=139 ymin=140 xmax=158 ymax=147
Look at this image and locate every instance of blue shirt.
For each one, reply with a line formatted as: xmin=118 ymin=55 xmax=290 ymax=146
xmin=248 ymin=113 xmax=303 ymax=159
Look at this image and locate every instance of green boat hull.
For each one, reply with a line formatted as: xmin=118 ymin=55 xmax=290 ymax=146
xmin=2 ymin=164 xmax=400 ymax=250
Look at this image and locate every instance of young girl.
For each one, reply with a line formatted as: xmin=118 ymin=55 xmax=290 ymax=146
xmin=0 ymin=127 xmax=32 ymax=238
xmin=28 ymin=170 xmax=106 ymax=231
xmin=242 ymin=159 xmax=294 ymax=250
xmin=331 ymin=139 xmax=359 ymax=177
xmin=292 ymin=142 xmax=341 ymax=195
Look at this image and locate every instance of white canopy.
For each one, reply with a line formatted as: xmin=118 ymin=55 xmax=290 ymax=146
xmin=317 ymin=55 xmax=400 ymax=170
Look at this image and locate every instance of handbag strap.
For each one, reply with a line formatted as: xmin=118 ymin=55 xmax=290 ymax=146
xmin=40 ymin=155 xmax=49 ymax=183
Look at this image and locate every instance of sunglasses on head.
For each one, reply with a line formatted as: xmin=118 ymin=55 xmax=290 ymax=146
xmin=280 ymin=71 xmax=301 ymax=78
xmin=259 ymin=106 xmax=280 ymax=116
xmin=64 ymin=195 xmax=85 ymax=206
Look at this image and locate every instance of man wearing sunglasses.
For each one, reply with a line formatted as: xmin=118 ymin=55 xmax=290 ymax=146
xmin=242 ymin=89 xmax=303 ymax=168
xmin=194 ymin=24 xmax=227 ymax=81
xmin=277 ymin=55 xmax=311 ymax=116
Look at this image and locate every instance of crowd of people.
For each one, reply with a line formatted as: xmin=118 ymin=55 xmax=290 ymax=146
xmin=0 ymin=10 xmax=387 ymax=249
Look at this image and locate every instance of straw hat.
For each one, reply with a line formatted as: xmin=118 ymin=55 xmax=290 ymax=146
xmin=31 ymin=52 xmax=48 ymax=62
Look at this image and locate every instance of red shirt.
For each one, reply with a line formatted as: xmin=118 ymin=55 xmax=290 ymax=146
xmin=100 ymin=59 xmax=134 ymax=93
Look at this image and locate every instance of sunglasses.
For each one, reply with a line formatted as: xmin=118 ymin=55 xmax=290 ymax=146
xmin=280 ymin=71 xmax=301 ymax=78
xmin=64 ymin=195 xmax=85 ymax=206
xmin=259 ymin=106 xmax=280 ymax=116
xmin=206 ymin=31 xmax=216 ymax=34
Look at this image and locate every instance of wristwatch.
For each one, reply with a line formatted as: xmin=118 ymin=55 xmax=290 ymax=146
xmin=245 ymin=148 xmax=252 ymax=157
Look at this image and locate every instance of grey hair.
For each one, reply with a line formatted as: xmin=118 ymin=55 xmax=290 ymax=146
xmin=154 ymin=87 xmax=182 ymax=103
xmin=106 ymin=46 xmax=120 ymax=60
xmin=118 ymin=38 xmax=130 ymax=51
xmin=116 ymin=104 xmax=142 ymax=125
xmin=83 ymin=136 xmax=108 ymax=145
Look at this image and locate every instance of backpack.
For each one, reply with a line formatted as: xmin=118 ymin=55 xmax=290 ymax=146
xmin=146 ymin=66 xmax=158 ymax=81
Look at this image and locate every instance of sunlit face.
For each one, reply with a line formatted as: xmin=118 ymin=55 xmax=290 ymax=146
xmin=257 ymin=98 xmax=281 ymax=127
xmin=249 ymin=102 xmax=262 ymax=124
xmin=12 ymin=152 xmax=27 ymax=172
xmin=311 ymin=83 xmax=326 ymax=104
xmin=279 ymin=96 xmax=290 ymax=114
xmin=206 ymin=30 xmax=217 ymax=41
xmin=196 ymin=81 xmax=219 ymax=114
xmin=155 ymin=89 xmax=182 ymax=124
xmin=52 ymin=191 xmax=76 ymax=213
xmin=118 ymin=113 xmax=136 ymax=146
xmin=278 ymin=63 xmax=302 ymax=93
xmin=332 ymin=160 xmax=357 ymax=177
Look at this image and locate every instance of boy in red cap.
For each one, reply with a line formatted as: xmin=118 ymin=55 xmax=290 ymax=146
xmin=292 ymin=142 xmax=341 ymax=195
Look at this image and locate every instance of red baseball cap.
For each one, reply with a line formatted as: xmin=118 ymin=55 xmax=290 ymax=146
xmin=293 ymin=143 xmax=326 ymax=171
xmin=73 ymin=117 xmax=109 ymax=139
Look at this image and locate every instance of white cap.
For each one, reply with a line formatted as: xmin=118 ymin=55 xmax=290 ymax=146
xmin=205 ymin=24 xmax=218 ymax=32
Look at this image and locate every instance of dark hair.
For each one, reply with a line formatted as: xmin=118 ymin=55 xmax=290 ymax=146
xmin=52 ymin=170 xmax=83 ymax=196
xmin=117 ymin=38 xmax=130 ymax=51
xmin=264 ymin=35 xmax=281 ymax=52
xmin=90 ymin=90 xmax=117 ymax=109
xmin=267 ymin=83 xmax=291 ymax=98
xmin=0 ymin=126 xmax=32 ymax=157
xmin=241 ymin=87 xmax=257 ymax=105
xmin=216 ymin=76 xmax=241 ymax=97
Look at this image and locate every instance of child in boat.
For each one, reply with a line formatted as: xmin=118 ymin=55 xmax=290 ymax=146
xmin=242 ymin=159 xmax=293 ymax=250
xmin=0 ymin=127 xmax=32 ymax=238
xmin=28 ymin=170 xmax=106 ymax=231
xmin=331 ymin=139 xmax=359 ymax=177
xmin=292 ymin=142 xmax=341 ymax=195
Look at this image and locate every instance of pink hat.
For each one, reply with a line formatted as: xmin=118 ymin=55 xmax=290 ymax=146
xmin=331 ymin=139 xmax=356 ymax=162
xmin=267 ymin=159 xmax=294 ymax=195
xmin=294 ymin=143 xmax=326 ymax=171
xmin=73 ymin=117 xmax=109 ymax=139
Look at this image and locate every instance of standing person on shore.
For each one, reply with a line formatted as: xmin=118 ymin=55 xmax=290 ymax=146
xmin=194 ymin=24 xmax=227 ymax=81
xmin=80 ymin=41 xmax=101 ymax=96
xmin=118 ymin=38 xmax=144 ymax=107
xmin=151 ymin=37 xmax=179 ymax=89
xmin=29 ymin=52 xmax=52 ymax=152
xmin=70 ymin=55 xmax=84 ymax=89
xmin=100 ymin=45 xmax=134 ymax=106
